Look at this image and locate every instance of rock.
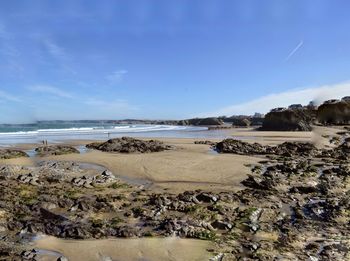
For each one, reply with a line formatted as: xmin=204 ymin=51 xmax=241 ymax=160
xmin=241 ymin=175 xmax=274 ymax=190
xmin=116 ymin=226 xmax=140 ymax=237
xmin=40 ymin=202 xmax=57 ymax=210
xmin=289 ymin=186 xmax=318 ymax=194
xmin=0 ymin=149 xmax=28 ymax=159
xmin=71 ymin=171 xmax=116 ymax=188
xmin=211 ymin=220 xmax=232 ymax=230
xmin=270 ymin=142 xmax=319 ymax=157
xmin=35 ymin=145 xmax=79 ymax=157
xmin=17 ymin=173 xmax=40 ymax=185
xmin=317 ymin=98 xmax=350 ymax=125
xmin=86 ymin=137 xmax=173 ymax=153
xmin=195 ymin=192 xmax=218 ymax=203
xmin=180 ymin=117 xmax=224 ymax=126
xmin=57 ymin=256 xmax=68 ymax=261
xmin=93 ymin=170 xmax=116 ymax=184
xmin=40 ymin=208 xmax=68 ymax=222
xmin=215 ymin=139 xmax=266 ymax=155
xmin=321 ymin=140 xmax=350 ymax=159
xmin=21 ymin=249 xmax=38 ymax=260
xmin=62 ymin=225 xmax=90 ymax=239
xmin=216 ymin=139 xmax=318 ymax=157
xmin=194 ymin=140 xmax=216 ymax=146
xmin=231 ymin=118 xmax=251 ymax=127
xmin=261 ymin=108 xmax=313 ymax=131
xmin=319 ymin=242 xmax=349 ymax=260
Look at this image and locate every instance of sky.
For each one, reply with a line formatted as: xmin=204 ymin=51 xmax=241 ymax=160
xmin=0 ymin=0 xmax=350 ymax=123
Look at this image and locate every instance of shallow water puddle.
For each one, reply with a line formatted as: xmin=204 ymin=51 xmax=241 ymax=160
xmin=25 ymin=148 xmax=37 ymax=157
xmin=76 ymin=145 xmax=90 ymax=154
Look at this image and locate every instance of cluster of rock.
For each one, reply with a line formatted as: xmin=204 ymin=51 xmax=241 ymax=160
xmin=261 ymin=107 xmax=314 ymax=131
xmin=194 ymin=140 xmax=217 ymax=146
xmin=86 ymin=137 xmax=173 ymax=153
xmin=219 ymin=114 xmax=265 ymax=127
xmin=0 ymin=149 xmax=28 ymax=159
xmin=177 ymin=117 xmax=224 ymax=126
xmin=260 ymin=96 xmax=350 ymax=131
xmin=215 ymin=139 xmax=319 ymax=157
xmin=71 ymin=170 xmax=116 ymax=188
xmin=317 ymin=97 xmax=350 ymax=125
xmin=17 ymin=173 xmax=40 ymax=186
xmin=34 ymin=145 xmax=79 ymax=157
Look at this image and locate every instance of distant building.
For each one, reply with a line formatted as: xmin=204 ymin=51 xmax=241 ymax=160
xmin=253 ymin=112 xmax=264 ymax=118
xmin=341 ymin=96 xmax=350 ymax=103
xmin=288 ymin=104 xmax=303 ymax=110
xmin=324 ymin=99 xmax=340 ymax=104
xmin=271 ymin=107 xmax=286 ymax=112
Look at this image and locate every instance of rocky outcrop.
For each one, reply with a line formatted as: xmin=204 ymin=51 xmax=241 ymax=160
xmin=215 ymin=139 xmax=319 ymax=157
xmin=215 ymin=139 xmax=266 ymax=155
xmin=178 ymin=117 xmax=224 ymax=126
xmin=219 ymin=115 xmax=264 ymax=127
xmin=86 ymin=137 xmax=173 ymax=153
xmin=317 ymin=98 xmax=350 ymax=125
xmin=35 ymin=145 xmax=79 ymax=157
xmin=231 ymin=118 xmax=251 ymax=127
xmin=261 ymin=108 xmax=313 ymax=131
xmin=194 ymin=140 xmax=216 ymax=146
xmin=0 ymin=149 xmax=28 ymax=159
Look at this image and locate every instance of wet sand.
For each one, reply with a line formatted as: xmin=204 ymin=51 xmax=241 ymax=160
xmin=1 ymin=127 xmax=343 ymax=193
xmin=0 ymin=126 xmax=347 ymax=260
xmin=33 ymin=236 xmax=213 ymax=261
xmin=40 ymin=138 xmax=262 ymax=193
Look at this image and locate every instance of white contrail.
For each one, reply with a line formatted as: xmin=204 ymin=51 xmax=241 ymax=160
xmin=285 ymin=40 xmax=304 ymax=61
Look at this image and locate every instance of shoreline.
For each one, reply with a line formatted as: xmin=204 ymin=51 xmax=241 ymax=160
xmin=0 ymin=127 xmax=341 ymax=193
xmin=0 ymin=125 xmax=349 ymax=260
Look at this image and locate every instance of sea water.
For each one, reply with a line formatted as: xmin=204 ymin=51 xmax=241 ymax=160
xmin=0 ymin=122 xmax=230 ymax=145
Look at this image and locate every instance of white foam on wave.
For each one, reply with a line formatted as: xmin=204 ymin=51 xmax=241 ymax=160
xmin=0 ymin=125 xmax=196 ymax=138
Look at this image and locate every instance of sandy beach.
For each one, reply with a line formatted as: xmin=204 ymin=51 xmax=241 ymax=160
xmin=39 ymin=138 xmax=262 ymax=193
xmin=32 ymin=235 xmax=213 ymax=261
xmin=1 ymin=126 xmax=348 ymax=260
xmin=0 ymin=127 xmax=341 ymax=193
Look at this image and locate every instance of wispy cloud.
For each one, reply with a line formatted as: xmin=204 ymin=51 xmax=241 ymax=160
xmin=106 ymin=70 xmax=128 ymax=83
xmin=0 ymin=21 xmax=9 ymax=39
xmin=0 ymin=24 xmax=5 ymax=39
xmin=84 ymin=98 xmax=136 ymax=110
xmin=27 ymin=85 xmax=73 ymax=98
xmin=0 ymin=90 xmax=21 ymax=102
xmin=0 ymin=22 xmax=21 ymax=58
xmin=44 ymin=39 xmax=67 ymax=60
xmin=285 ymin=40 xmax=303 ymax=61
xmin=204 ymin=81 xmax=350 ymax=117
xmin=43 ymin=38 xmax=76 ymax=74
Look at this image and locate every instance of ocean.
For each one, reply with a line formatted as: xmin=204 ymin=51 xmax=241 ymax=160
xmin=0 ymin=122 xmax=222 ymax=145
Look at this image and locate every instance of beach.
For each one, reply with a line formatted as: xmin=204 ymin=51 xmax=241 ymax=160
xmin=0 ymin=128 xmax=326 ymax=193
xmin=0 ymin=125 xmax=349 ymax=260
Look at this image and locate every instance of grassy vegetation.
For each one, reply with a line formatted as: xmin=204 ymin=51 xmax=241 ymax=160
xmin=196 ymin=230 xmax=217 ymax=241
xmin=64 ymin=188 xmax=81 ymax=199
xmin=184 ymin=204 xmax=200 ymax=213
xmin=17 ymin=184 xmax=38 ymax=205
xmin=131 ymin=206 xmax=144 ymax=217
xmin=109 ymin=182 xmax=130 ymax=189
xmin=109 ymin=216 xmax=123 ymax=228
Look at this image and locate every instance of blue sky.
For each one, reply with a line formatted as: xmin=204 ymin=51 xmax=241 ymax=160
xmin=0 ymin=0 xmax=350 ymax=123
